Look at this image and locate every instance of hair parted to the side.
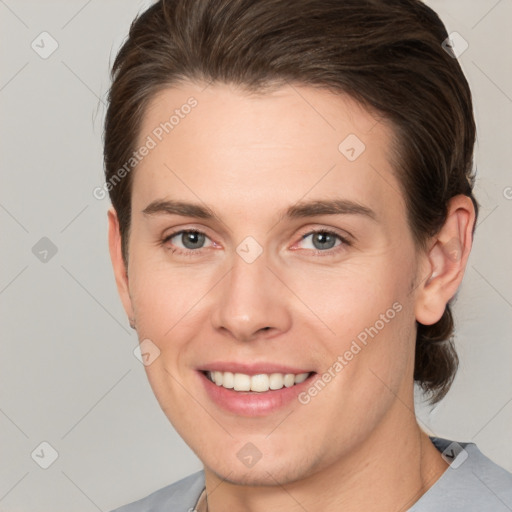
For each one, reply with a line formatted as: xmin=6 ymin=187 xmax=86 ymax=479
xmin=103 ymin=0 xmax=478 ymax=403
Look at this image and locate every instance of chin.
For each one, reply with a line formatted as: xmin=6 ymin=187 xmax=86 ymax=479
xmin=209 ymin=465 xmax=293 ymax=487
xmin=203 ymin=451 xmax=321 ymax=487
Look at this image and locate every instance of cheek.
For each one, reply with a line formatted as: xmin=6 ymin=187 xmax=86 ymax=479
xmin=288 ymin=256 xmax=416 ymax=401
xmin=327 ymin=289 xmax=416 ymax=414
xmin=285 ymin=257 xmax=410 ymax=343
xmin=127 ymin=260 xmax=210 ymax=414
xmin=128 ymin=253 xmax=212 ymax=338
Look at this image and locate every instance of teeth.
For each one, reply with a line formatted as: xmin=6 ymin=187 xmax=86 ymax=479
xmin=294 ymin=372 xmax=309 ymax=384
xmin=207 ymin=371 xmax=310 ymax=392
xmin=284 ymin=374 xmax=295 ymax=387
xmin=269 ymin=373 xmax=284 ymax=390
xmin=250 ymin=374 xmax=269 ymax=392
xmin=222 ymin=371 xmax=234 ymax=389
xmin=233 ymin=373 xmax=251 ymax=391
xmin=213 ymin=371 xmax=223 ymax=386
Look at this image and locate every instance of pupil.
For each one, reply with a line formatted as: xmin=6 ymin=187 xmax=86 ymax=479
xmin=183 ymin=231 xmax=205 ymax=249
xmin=313 ymin=232 xmax=335 ymax=250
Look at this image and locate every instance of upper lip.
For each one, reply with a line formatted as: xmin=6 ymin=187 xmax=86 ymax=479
xmin=198 ymin=362 xmax=314 ymax=375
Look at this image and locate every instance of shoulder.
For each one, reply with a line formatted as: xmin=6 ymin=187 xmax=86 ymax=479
xmin=110 ymin=470 xmax=205 ymax=512
xmin=410 ymin=437 xmax=512 ymax=511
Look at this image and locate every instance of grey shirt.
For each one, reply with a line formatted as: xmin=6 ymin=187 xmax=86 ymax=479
xmin=111 ymin=438 xmax=512 ymax=511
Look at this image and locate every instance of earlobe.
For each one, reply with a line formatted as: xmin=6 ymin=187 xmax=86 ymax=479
xmin=415 ymin=195 xmax=475 ymax=326
xmin=107 ymin=207 xmax=135 ymax=324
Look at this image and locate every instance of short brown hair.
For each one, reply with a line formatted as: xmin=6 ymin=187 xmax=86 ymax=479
xmin=103 ymin=0 xmax=478 ymax=403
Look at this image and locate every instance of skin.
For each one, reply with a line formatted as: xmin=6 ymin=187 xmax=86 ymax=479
xmin=108 ymin=81 xmax=475 ymax=511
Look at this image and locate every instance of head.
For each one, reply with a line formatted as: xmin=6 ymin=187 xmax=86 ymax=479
xmin=105 ymin=0 xmax=477 ymax=486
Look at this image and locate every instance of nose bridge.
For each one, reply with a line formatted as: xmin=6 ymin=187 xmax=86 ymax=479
xmin=212 ymin=239 xmax=291 ymax=340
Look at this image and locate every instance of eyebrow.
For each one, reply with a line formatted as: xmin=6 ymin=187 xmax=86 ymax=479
xmin=142 ymin=198 xmax=376 ymax=222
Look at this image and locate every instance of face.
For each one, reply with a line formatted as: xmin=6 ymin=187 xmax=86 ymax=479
xmin=111 ymin=82 xmax=429 ymax=485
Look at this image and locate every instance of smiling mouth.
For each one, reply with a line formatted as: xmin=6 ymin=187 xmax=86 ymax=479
xmin=203 ymin=370 xmax=315 ymax=392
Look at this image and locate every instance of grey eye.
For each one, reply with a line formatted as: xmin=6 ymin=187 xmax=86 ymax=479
xmin=301 ymin=231 xmax=342 ymax=251
xmin=167 ymin=230 xmax=208 ymax=250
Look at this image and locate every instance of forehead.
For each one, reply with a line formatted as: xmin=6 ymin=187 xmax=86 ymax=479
xmin=132 ymin=81 xmax=405 ymax=227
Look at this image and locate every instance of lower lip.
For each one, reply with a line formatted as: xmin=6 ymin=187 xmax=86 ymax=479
xmin=199 ymin=371 xmax=315 ymax=417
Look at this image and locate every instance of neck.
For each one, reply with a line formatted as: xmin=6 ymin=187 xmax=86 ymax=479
xmin=203 ymin=399 xmax=448 ymax=512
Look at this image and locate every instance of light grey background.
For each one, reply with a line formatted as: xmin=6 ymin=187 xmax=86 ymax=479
xmin=1 ymin=0 xmax=511 ymax=510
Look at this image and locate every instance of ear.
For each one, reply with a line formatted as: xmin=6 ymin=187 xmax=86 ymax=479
xmin=107 ymin=206 xmax=135 ymax=325
xmin=415 ymin=195 xmax=476 ymax=325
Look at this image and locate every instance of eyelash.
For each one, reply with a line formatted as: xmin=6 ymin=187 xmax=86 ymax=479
xmin=161 ymin=228 xmax=351 ymax=257
xmin=297 ymin=228 xmax=352 ymax=256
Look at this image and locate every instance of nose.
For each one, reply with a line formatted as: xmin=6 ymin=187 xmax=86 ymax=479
xmin=210 ymin=246 xmax=292 ymax=343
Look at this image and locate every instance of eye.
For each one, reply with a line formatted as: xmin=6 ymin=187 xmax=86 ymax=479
xmin=162 ymin=229 xmax=214 ymax=254
xmin=297 ymin=229 xmax=350 ymax=254
xmin=161 ymin=228 xmax=350 ymax=257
